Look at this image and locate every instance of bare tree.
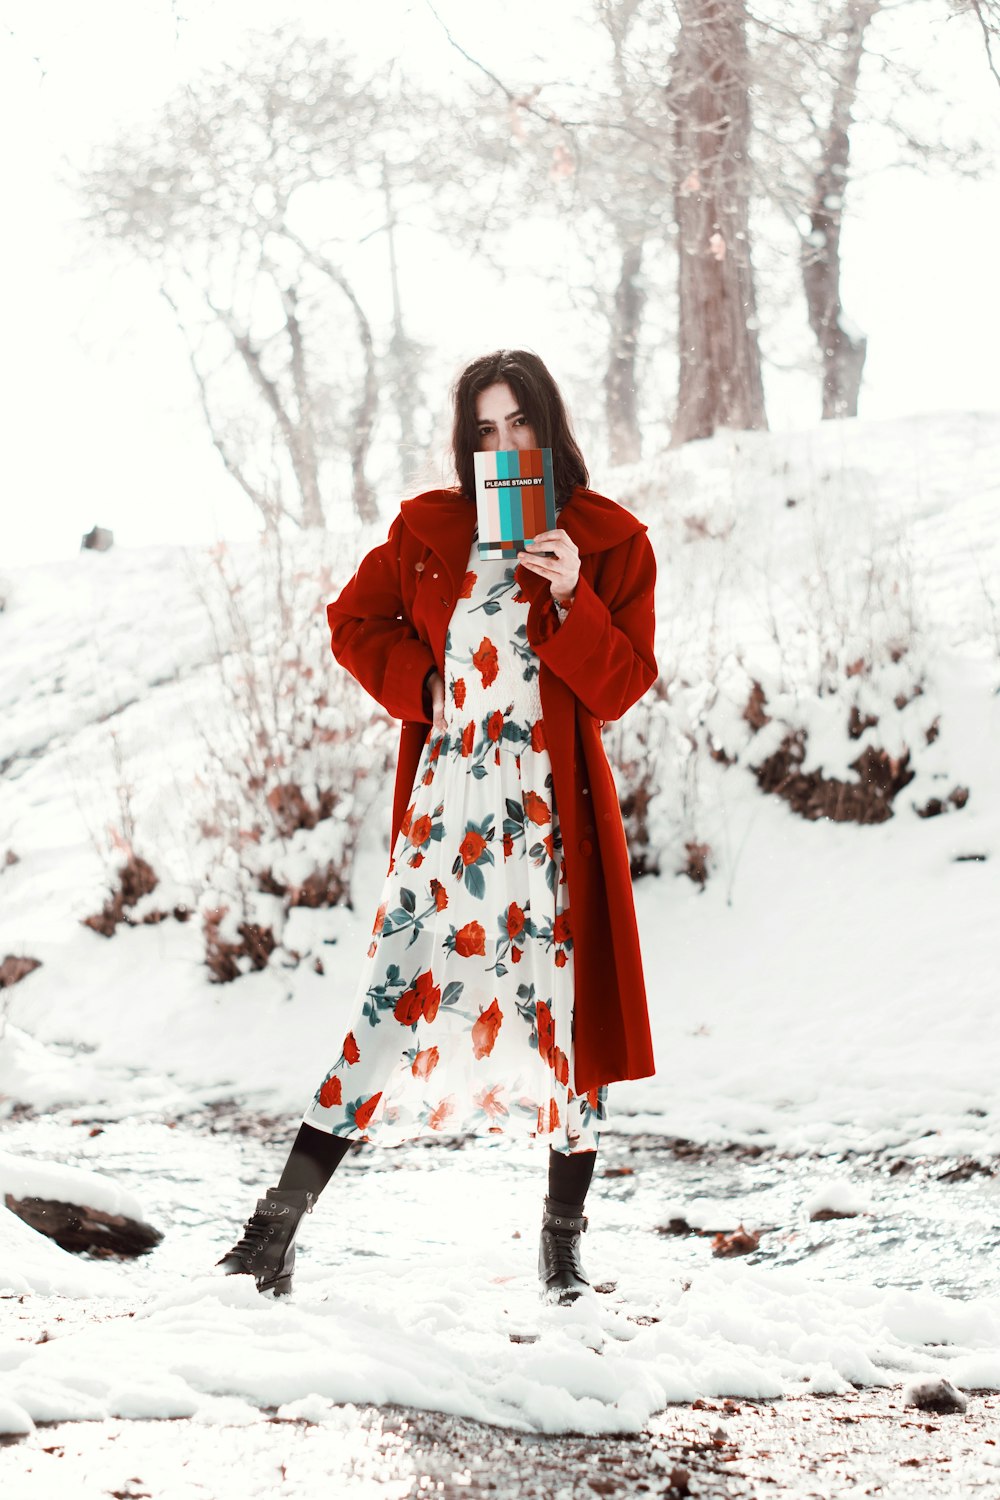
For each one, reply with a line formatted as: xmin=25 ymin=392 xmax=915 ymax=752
xmin=799 ymin=1 xmax=880 ymax=418
xmin=75 ymin=26 xmax=391 ymax=527
xmin=668 ymin=0 xmax=767 ymax=444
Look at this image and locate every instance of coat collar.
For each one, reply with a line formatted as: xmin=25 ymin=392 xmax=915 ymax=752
xmin=399 ymin=485 xmax=646 ymax=596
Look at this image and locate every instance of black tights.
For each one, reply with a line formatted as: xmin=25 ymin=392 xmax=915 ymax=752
xmin=277 ymin=1121 xmax=598 ymax=1210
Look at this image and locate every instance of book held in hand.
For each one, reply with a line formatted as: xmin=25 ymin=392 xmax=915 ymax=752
xmin=473 ymin=447 xmax=556 ymax=559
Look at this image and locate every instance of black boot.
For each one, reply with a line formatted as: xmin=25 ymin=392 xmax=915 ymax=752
xmin=216 ymin=1187 xmax=314 ymax=1296
xmin=538 ymin=1195 xmax=590 ymax=1305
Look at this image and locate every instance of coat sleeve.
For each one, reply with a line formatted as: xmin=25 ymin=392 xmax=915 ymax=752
xmin=529 ymin=528 xmax=657 ymax=721
xmin=325 ymin=513 xmax=436 ymax=723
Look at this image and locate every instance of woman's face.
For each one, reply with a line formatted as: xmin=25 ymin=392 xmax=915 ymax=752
xmin=474 ymin=381 xmax=538 ymax=451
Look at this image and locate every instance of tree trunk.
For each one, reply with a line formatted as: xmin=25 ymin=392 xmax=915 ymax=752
xmin=669 ymin=0 xmax=767 ymax=445
xmin=801 ymin=0 xmax=879 ymax=420
xmin=606 ymin=234 xmax=645 ymax=465
xmin=298 ymin=244 xmax=379 ymax=525
xmin=383 ymin=160 xmax=424 ymax=487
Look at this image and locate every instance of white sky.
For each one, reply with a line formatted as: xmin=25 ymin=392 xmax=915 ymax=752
xmin=1 ymin=0 xmax=999 ymax=567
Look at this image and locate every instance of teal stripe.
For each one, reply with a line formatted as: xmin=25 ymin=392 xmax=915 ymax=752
xmin=496 ymin=448 xmax=514 ymax=541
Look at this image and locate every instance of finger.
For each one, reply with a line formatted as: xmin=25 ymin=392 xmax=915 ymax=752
xmin=517 ymin=555 xmax=563 ymax=578
xmin=518 ymin=553 xmax=572 ymax=580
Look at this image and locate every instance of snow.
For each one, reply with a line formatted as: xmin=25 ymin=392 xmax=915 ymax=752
xmin=0 ymin=1149 xmax=150 ymax=1222
xmin=1 ymin=411 xmax=998 ymax=1439
xmin=2 ymin=1172 xmax=997 ymax=1435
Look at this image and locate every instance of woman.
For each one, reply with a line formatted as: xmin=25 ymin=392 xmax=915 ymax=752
xmin=217 ymin=350 xmax=658 ymax=1304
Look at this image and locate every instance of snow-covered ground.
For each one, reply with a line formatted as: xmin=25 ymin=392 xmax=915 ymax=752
xmin=1 ymin=413 xmax=998 ymax=1457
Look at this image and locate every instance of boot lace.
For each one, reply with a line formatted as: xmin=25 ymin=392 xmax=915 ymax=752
xmin=545 ymin=1229 xmax=584 ymax=1282
xmin=230 ymin=1215 xmax=273 ymax=1257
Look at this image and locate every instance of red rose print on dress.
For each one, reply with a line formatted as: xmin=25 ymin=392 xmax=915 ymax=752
xmin=460 ymin=721 xmax=476 ymax=757
xmin=430 ymin=878 xmax=448 ymax=912
xmin=394 ymin=987 xmax=423 ymax=1026
xmin=428 ymin=1096 xmax=455 ymax=1130
xmin=394 ymin=968 xmax=441 ymax=1027
xmin=523 ymin=790 xmax=551 ymax=826
xmin=471 ymin=998 xmax=503 ymax=1059
xmin=511 ymin=944 xmax=522 ymax=963
xmin=554 ymin=950 xmax=568 ymax=967
xmin=553 ymin=910 xmax=572 ymax=944
xmin=453 ymin=814 xmax=495 ymax=899
xmin=536 ymin=999 xmax=554 ymax=1064
xmin=530 ymin=720 xmax=546 ymax=752
xmin=409 ymin=814 xmax=433 ymax=849
xmin=502 ymin=832 xmax=513 ymax=858
xmin=454 ymin=921 xmax=486 ymax=958
xmin=474 ymin=1084 xmax=509 ymax=1120
xmin=472 ymin=637 xmax=499 ymax=688
xmin=459 ymin=829 xmax=485 ymax=865
xmin=412 ymin=1045 xmax=439 ymax=1079
xmin=353 ymin=1092 xmax=382 ymax=1130
xmin=318 ymin=1075 xmax=342 ymax=1108
xmin=372 ymin=902 xmax=388 ymax=936
xmin=420 ymin=971 xmax=442 ymax=1023
xmin=452 ymin=677 xmax=467 ymax=709
xmin=552 ymin=1046 xmax=569 ymax=1086
xmin=458 ymin=570 xmax=477 ymax=599
xmin=487 ymin=710 xmax=504 ymax=743
xmin=343 ymin=1032 xmax=360 ymax=1066
xmin=400 ymin=804 xmax=414 ymax=839
xmin=506 ymin=902 xmax=525 ymax=940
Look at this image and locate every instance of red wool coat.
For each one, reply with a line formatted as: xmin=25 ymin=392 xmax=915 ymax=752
xmin=325 ymin=485 xmax=658 ymax=1093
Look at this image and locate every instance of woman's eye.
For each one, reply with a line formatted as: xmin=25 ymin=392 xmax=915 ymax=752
xmin=514 ymin=416 xmax=527 ymax=427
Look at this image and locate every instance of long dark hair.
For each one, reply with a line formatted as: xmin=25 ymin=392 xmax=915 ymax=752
xmin=450 ymin=350 xmax=589 ymax=508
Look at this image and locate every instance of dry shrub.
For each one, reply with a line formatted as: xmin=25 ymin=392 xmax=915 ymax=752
xmin=82 ymin=851 xmax=160 ymax=936
xmin=186 ymin=527 xmax=395 ymax=978
xmin=682 ymin=841 xmax=711 ymax=886
xmin=604 ymin=690 xmax=667 ymax=878
xmin=914 ymin=786 xmax=970 ymax=819
xmin=0 ymin=954 xmax=42 ymax=988
xmin=753 ymin=729 xmax=915 ymax=823
xmin=203 ymin=907 xmax=277 ymax=983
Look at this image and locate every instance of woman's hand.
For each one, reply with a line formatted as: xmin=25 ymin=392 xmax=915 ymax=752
xmin=426 ymin=670 xmax=447 ymax=735
xmin=516 ymin=529 xmax=581 ymax=604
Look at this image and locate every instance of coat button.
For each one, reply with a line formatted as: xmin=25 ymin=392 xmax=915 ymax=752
xmin=415 ymin=561 xmax=425 ymax=572
xmin=432 ymin=572 xmax=438 ymax=579
xmin=579 ymin=839 xmax=593 ymax=856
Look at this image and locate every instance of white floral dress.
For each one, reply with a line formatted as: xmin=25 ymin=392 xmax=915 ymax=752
xmin=303 ymin=532 xmax=608 ymax=1153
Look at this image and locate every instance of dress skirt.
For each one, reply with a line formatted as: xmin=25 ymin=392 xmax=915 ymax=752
xmin=302 ymin=533 xmax=608 ymax=1153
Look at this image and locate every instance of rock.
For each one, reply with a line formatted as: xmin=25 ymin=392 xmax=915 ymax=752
xmin=4 ymin=1195 xmax=163 ymax=1259
xmin=902 ymin=1376 xmax=968 ymax=1414
xmin=81 ymin=525 xmax=114 ymax=551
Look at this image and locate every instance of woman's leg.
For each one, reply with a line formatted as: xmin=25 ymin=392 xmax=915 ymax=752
xmin=216 ymin=1124 xmax=354 ymax=1294
xmin=277 ymin=1123 xmax=352 ymax=1198
xmin=539 ymin=1145 xmax=598 ymax=1303
xmin=547 ymin=1145 xmax=597 ymax=1210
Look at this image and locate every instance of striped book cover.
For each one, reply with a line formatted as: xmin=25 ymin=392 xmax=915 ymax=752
xmin=473 ymin=447 xmax=556 ymax=560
